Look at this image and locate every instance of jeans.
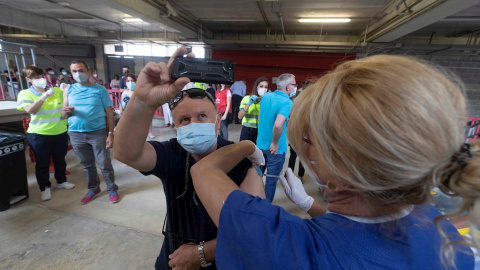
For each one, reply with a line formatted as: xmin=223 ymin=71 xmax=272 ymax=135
xmin=219 ymin=113 xmax=232 ymax=140
xmin=261 ymin=149 xmax=286 ymax=202
xmin=27 ymin=132 xmax=68 ymax=191
xmin=68 ymin=129 xmax=117 ymax=192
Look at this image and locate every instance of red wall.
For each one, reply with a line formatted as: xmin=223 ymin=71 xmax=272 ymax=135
xmin=212 ymin=50 xmax=356 ymax=93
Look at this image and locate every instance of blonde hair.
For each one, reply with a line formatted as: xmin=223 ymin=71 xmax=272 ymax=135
xmin=288 ymin=54 xmax=479 ymax=266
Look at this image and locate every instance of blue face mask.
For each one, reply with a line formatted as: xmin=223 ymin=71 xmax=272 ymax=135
xmin=62 ymin=71 xmax=68 ymax=76
xmin=176 ymin=121 xmax=217 ymax=155
xmin=126 ymin=82 xmax=136 ymax=90
xmin=289 ymin=86 xmax=297 ymax=98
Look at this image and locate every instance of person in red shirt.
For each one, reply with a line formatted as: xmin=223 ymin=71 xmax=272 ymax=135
xmin=215 ymin=84 xmax=232 ymax=139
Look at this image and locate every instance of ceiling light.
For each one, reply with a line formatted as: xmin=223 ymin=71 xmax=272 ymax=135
xmin=298 ymin=18 xmax=351 ymax=23
xmin=60 ymin=17 xmax=94 ymax=21
xmin=123 ymin=18 xmax=143 ymax=22
xmin=212 ymin=18 xmax=256 ymax=22
xmin=56 ymin=1 xmax=70 ymax=6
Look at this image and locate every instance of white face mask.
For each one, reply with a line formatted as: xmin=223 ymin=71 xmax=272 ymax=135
xmin=73 ymin=72 xmax=89 ymax=84
xmin=306 ymin=161 xmax=328 ymax=190
xmin=258 ymin=87 xmax=267 ymax=97
xmin=32 ymin=78 xmax=47 ymax=89
xmin=93 ymin=74 xmax=98 ymax=78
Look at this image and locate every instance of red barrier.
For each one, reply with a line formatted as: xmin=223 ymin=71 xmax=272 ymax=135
xmin=0 ymin=83 xmax=6 ymax=100
xmin=107 ymin=89 xmax=122 ymax=110
xmin=467 ymin=117 xmax=480 ymax=142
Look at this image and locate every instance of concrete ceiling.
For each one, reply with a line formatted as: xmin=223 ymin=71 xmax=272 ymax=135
xmin=0 ymin=0 xmax=480 ymax=55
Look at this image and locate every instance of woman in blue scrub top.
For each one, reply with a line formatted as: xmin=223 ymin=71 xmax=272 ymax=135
xmin=191 ymin=55 xmax=479 ymax=270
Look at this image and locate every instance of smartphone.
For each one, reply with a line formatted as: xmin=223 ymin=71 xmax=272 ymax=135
xmin=171 ymin=57 xmax=235 ymax=84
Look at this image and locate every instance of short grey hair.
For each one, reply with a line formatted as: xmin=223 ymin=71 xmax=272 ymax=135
xmin=276 ymin=73 xmax=295 ymax=90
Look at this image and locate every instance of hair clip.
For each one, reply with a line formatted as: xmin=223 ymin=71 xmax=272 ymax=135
xmin=460 ymin=143 xmax=472 ymax=157
xmin=451 ymin=143 xmax=472 ymax=166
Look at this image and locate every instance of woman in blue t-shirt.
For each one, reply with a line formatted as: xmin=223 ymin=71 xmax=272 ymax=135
xmin=191 ymin=55 xmax=479 ymax=269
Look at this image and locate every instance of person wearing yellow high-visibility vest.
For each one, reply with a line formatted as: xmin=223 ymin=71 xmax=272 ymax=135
xmin=238 ymin=77 xmax=269 ymax=143
xmin=16 ymin=66 xmax=75 ymax=201
xmin=194 ymin=82 xmax=206 ymax=90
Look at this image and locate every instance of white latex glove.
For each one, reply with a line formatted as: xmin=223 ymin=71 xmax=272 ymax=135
xmin=40 ymin=89 xmax=55 ymax=101
xmin=60 ymin=83 xmax=70 ymax=92
xmin=247 ymin=143 xmax=265 ymax=167
xmin=280 ymin=168 xmax=314 ymax=212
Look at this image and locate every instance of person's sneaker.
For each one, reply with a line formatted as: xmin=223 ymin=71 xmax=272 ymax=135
xmin=148 ymin=133 xmax=155 ymax=139
xmin=56 ymin=182 xmax=75 ymax=190
xmin=80 ymin=189 xmax=101 ymax=204
xmin=41 ymin=187 xmax=52 ymax=201
xmin=109 ymin=191 xmax=120 ymax=204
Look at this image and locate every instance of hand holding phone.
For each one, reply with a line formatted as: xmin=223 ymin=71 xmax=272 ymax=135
xmin=133 ymin=47 xmax=191 ymax=110
xmin=171 ymin=57 xmax=235 ymax=84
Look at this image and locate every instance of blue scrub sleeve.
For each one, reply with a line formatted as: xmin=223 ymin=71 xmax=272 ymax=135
xmin=216 ymin=190 xmax=319 ymax=270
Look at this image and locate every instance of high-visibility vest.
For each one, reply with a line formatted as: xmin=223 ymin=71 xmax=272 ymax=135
xmin=194 ymin=82 xmax=206 ymax=90
xmin=239 ymin=95 xmax=260 ymax=128
xmin=17 ymin=87 xmax=67 ymax=135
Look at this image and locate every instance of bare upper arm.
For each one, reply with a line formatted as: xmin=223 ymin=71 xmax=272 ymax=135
xmin=63 ymin=87 xmax=69 ymax=107
xmin=239 ymin=166 xmax=266 ymax=199
xmin=274 ymin=114 xmax=287 ymax=129
xmin=127 ymin=142 xmax=158 ymax=172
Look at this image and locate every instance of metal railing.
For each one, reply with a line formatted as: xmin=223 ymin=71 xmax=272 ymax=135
xmin=0 ymin=40 xmax=68 ymax=101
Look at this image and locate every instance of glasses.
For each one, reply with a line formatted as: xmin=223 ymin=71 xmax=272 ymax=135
xmin=289 ymin=83 xmax=298 ymax=88
xmin=168 ymin=88 xmax=216 ymax=110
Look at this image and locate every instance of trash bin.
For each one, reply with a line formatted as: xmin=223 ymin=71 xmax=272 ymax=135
xmin=0 ymin=132 xmax=29 ymax=211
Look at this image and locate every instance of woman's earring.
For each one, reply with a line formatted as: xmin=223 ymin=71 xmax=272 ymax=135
xmin=327 ymin=181 xmax=336 ymax=191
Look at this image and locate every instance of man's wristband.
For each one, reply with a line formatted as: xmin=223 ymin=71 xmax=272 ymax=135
xmin=198 ymin=241 xmax=212 ymax=267
xmin=108 ymin=131 xmax=114 ymax=135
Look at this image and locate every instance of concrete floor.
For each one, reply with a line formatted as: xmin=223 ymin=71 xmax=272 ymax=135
xmin=0 ymin=117 xmax=326 ymax=270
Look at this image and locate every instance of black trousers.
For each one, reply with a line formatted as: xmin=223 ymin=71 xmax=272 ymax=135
xmin=239 ymin=126 xmax=258 ymax=143
xmin=288 ymin=144 xmax=305 ymax=177
xmin=232 ymin=94 xmax=243 ymax=123
xmin=27 ymin=132 xmax=68 ymax=191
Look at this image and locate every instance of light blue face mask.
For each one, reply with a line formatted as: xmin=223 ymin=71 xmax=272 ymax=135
xmin=176 ymin=121 xmax=217 ymax=155
xmin=62 ymin=71 xmax=68 ymax=76
xmin=126 ymin=82 xmax=136 ymax=90
xmin=289 ymin=86 xmax=298 ymax=98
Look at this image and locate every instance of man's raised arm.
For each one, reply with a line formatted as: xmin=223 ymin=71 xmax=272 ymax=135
xmin=114 ymin=47 xmax=191 ymax=172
